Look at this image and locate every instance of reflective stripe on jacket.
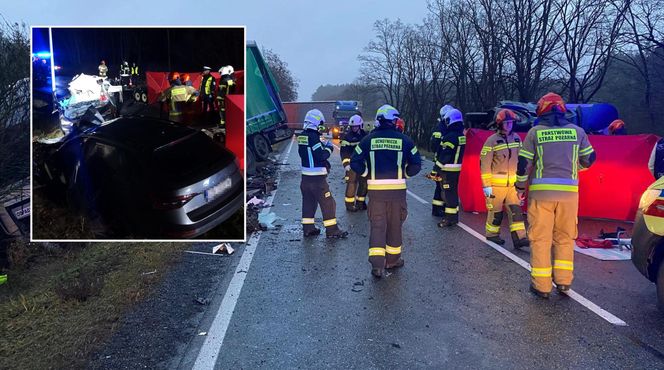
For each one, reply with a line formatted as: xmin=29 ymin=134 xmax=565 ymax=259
xmin=350 ymin=126 xmax=422 ymax=191
xmin=516 ymin=114 xmax=595 ymax=200
xmin=298 ymin=129 xmax=332 ymax=176
xmin=480 ymin=132 xmax=522 ymax=187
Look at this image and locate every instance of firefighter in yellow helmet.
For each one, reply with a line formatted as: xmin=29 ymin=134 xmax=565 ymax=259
xmin=351 ymin=105 xmax=422 ymax=278
xmin=158 ymin=72 xmax=199 ymax=123
xmin=480 ymin=109 xmax=529 ymax=248
xmin=516 ymin=92 xmax=596 ymax=298
xmin=340 ymin=114 xmax=368 ymax=212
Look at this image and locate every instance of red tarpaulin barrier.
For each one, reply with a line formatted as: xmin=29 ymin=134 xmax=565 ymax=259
xmin=145 ymin=70 xmax=245 ymax=105
xmin=226 ymin=95 xmax=244 ymax=171
xmin=458 ymin=128 xmax=659 ymax=221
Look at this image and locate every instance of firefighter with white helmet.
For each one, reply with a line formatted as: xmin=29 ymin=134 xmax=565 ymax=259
xmin=434 ymin=108 xmax=466 ymax=227
xmin=430 ymin=104 xmax=455 ymax=217
xmin=298 ymin=109 xmax=348 ymax=239
xmin=480 ymin=109 xmax=529 ymax=248
xmin=351 ymin=105 xmax=422 ymax=278
xmin=217 ymin=65 xmax=236 ymax=128
xmin=200 ymin=66 xmax=216 ymax=122
xmin=341 ymin=114 xmax=368 ymax=211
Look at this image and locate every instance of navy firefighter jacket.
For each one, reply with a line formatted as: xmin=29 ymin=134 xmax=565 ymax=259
xmin=297 ymin=128 xmax=332 ymax=176
xmin=350 ymin=125 xmax=422 ymax=191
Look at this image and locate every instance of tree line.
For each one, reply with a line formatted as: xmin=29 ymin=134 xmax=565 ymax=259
xmin=332 ymin=0 xmax=664 ymax=147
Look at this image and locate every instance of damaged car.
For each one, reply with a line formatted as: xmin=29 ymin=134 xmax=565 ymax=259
xmin=36 ymin=113 xmax=244 ymax=238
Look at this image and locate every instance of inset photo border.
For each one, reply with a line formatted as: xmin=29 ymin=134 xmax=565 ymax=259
xmin=30 ymin=26 xmax=247 ymax=242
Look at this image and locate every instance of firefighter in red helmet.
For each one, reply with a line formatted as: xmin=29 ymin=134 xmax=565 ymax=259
xmin=480 ymin=109 xmax=529 ymax=249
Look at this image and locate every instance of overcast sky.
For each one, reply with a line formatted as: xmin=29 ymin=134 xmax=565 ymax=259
xmin=4 ymin=0 xmax=428 ymax=100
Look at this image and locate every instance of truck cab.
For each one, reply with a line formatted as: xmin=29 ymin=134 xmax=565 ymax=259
xmin=332 ymin=100 xmax=361 ymax=138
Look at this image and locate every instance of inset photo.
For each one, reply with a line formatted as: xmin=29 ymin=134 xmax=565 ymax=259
xmin=31 ymin=27 xmax=246 ymax=241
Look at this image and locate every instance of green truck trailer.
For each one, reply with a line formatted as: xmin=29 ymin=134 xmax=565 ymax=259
xmin=246 ymin=41 xmax=293 ymax=173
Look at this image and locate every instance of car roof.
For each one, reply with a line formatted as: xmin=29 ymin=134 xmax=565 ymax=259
xmin=87 ymin=116 xmax=197 ymax=152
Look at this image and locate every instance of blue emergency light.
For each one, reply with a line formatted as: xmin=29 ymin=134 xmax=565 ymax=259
xmin=33 ymin=51 xmax=52 ymax=59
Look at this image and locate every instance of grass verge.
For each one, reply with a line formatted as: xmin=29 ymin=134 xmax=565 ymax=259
xmin=0 ymin=241 xmax=189 ymax=369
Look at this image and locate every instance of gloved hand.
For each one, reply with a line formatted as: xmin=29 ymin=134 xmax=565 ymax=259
xmin=344 ymin=165 xmax=351 ymax=172
xmin=483 ymin=187 xmax=493 ymax=198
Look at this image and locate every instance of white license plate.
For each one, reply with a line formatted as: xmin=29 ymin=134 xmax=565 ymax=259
xmin=205 ymin=178 xmax=233 ymax=202
xmin=13 ymin=204 xmax=30 ymax=220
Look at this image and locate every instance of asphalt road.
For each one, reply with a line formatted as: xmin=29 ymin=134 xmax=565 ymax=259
xmin=98 ymin=137 xmax=664 ymax=369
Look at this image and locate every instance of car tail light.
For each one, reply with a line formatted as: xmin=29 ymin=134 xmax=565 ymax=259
xmin=150 ymin=193 xmax=199 ymax=210
xmin=642 ymin=189 xmax=664 ymax=217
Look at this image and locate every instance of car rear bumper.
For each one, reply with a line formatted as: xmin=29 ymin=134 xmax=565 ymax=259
xmin=632 ymin=210 xmax=662 ymax=281
xmin=162 ymin=186 xmax=244 ymax=239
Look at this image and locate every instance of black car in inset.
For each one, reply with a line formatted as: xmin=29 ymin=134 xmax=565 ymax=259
xmin=38 ymin=116 xmax=244 ymax=239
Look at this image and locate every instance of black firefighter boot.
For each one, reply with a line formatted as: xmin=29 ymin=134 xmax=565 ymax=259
xmin=303 ymin=225 xmax=321 ymax=237
xmin=513 ymin=238 xmax=530 ymax=250
xmin=438 ymin=213 xmax=458 ymax=228
xmin=486 ymin=236 xmax=506 ymax=245
xmin=346 ymin=202 xmax=358 ymax=212
xmin=326 ymin=226 xmax=349 ymax=239
xmin=356 ymin=200 xmax=367 ymax=211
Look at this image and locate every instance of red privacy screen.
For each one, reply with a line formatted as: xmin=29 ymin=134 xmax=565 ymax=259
xmin=458 ymin=129 xmax=658 ymax=221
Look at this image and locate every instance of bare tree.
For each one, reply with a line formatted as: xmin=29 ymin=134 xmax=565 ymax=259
xmin=0 ymin=20 xmax=30 ymax=191
xmin=263 ymin=48 xmax=299 ymax=102
xmin=551 ymin=0 xmax=626 ymax=103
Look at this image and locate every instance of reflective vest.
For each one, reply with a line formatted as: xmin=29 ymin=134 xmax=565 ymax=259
xmin=298 ymin=129 xmax=332 ymax=176
xmin=350 ymin=126 xmax=422 ymax=191
xmin=434 ymin=122 xmax=465 ymax=173
xmin=130 ymin=65 xmax=139 ymax=75
xmin=516 ymin=115 xmax=595 ymax=200
xmin=202 ymin=74 xmax=215 ymax=95
xmin=480 ymin=132 xmax=522 ymax=187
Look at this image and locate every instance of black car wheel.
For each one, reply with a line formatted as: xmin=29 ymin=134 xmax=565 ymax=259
xmin=657 ymin=259 xmax=664 ymax=312
xmin=134 ymin=91 xmax=141 ymax=102
xmin=141 ymin=92 xmax=148 ymax=103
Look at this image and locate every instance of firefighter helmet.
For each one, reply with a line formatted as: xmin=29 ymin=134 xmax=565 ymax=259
xmin=445 ymin=109 xmax=463 ymax=125
xmin=608 ymin=119 xmax=625 ymax=135
xmin=536 ymin=92 xmax=567 ymax=116
xmin=495 ymin=109 xmax=518 ymax=131
xmin=375 ymin=104 xmax=400 ymax=127
xmin=396 ymin=118 xmax=405 ymax=132
xmin=439 ymin=104 xmax=454 ymax=120
xmin=203 ymin=66 xmax=212 ymax=71
xmin=304 ymin=109 xmax=325 ymax=130
xmin=181 ymin=73 xmax=191 ymax=83
xmin=169 ymin=72 xmax=180 ymax=82
xmin=219 ymin=65 xmax=234 ymax=76
xmin=349 ymin=114 xmax=363 ymax=127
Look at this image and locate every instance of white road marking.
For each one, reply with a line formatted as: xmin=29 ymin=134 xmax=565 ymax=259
xmin=406 ymin=189 xmax=628 ymax=326
xmin=193 ymin=137 xmax=296 ymax=369
xmin=184 ymin=250 xmax=227 ymax=257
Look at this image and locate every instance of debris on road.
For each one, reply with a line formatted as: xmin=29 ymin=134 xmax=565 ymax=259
xmin=194 ymin=297 xmax=209 ymax=305
xmin=246 ymin=161 xmax=280 ymax=234
xmin=198 ymin=332 xmax=207 ymax=336
xmin=212 ymin=243 xmax=234 ymax=255
xmin=258 ymin=212 xmax=283 ymax=230
xmin=141 ymin=270 xmax=157 ymax=276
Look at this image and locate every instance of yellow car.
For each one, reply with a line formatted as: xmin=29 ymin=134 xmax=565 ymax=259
xmin=633 ymin=176 xmax=664 ymax=310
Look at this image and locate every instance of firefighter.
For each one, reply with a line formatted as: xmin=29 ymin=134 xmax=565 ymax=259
xmin=130 ymin=62 xmax=139 ymax=85
xmin=350 ymin=105 xmax=422 ymax=278
xmin=434 ymin=108 xmax=466 ymax=227
xmin=341 ymin=114 xmax=368 ymax=212
xmin=516 ymin=92 xmax=596 ymax=298
xmin=430 ymin=104 xmax=454 ymax=217
xmin=217 ymin=65 xmax=237 ymax=128
xmin=98 ymin=60 xmax=108 ymax=77
xmin=200 ymin=66 xmax=216 ymax=122
xmin=182 ymin=73 xmax=193 ymax=87
xmin=480 ymin=109 xmax=529 ymax=248
xmin=120 ymin=61 xmax=130 ymax=85
xmin=298 ymin=109 xmax=348 ymax=239
xmin=158 ymin=72 xmax=199 ymax=123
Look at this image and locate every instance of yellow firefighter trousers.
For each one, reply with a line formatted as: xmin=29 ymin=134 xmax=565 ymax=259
xmin=485 ymin=186 xmax=526 ymax=241
xmin=528 ymin=198 xmax=578 ymax=293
